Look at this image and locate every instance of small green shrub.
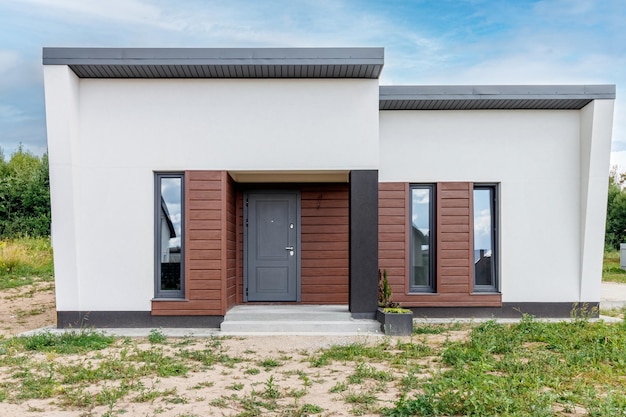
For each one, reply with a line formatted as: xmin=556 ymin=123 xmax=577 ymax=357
xmin=259 ymin=358 xmax=282 ymax=369
xmin=148 ymin=328 xmax=167 ymax=344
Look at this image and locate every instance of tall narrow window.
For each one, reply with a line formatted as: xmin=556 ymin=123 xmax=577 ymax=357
xmin=410 ymin=185 xmax=435 ymax=292
xmin=473 ymin=185 xmax=497 ymax=291
xmin=155 ymin=173 xmax=184 ymax=298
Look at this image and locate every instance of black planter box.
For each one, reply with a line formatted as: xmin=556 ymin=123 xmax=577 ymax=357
xmin=376 ymin=308 xmax=413 ymax=336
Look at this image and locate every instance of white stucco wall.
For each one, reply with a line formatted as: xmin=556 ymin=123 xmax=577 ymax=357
xmin=44 ymin=69 xmax=379 ymax=311
xmin=379 ymin=107 xmax=613 ymax=303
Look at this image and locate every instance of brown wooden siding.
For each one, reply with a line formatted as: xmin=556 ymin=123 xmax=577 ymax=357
xmin=225 ymin=174 xmax=237 ymax=309
xmin=152 ymin=176 xmax=350 ymax=316
xmin=300 ymin=185 xmax=349 ymax=303
xmin=236 ymin=191 xmax=244 ymax=305
xmin=152 ymin=171 xmax=228 ymax=316
xmin=378 ymin=183 xmax=409 ymax=296
xmin=378 ymin=182 xmax=501 ymax=307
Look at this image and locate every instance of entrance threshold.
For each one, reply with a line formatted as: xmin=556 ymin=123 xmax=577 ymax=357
xmin=220 ymin=305 xmax=381 ymax=334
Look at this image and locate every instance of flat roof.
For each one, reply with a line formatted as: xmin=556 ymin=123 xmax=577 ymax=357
xmin=379 ymin=85 xmax=616 ymax=110
xmin=42 ymin=47 xmax=385 ymax=79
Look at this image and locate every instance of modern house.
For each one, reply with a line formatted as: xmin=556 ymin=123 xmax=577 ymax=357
xmin=42 ymin=47 xmax=615 ymax=328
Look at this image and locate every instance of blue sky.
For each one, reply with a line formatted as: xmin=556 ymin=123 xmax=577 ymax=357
xmin=0 ymin=0 xmax=624 ymax=168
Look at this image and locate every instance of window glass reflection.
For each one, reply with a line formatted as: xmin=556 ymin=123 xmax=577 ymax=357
xmin=473 ymin=187 xmax=495 ymax=288
xmin=411 ymin=187 xmax=432 ymax=289
xmin=159 ymin=177 xmax=182 ymax=292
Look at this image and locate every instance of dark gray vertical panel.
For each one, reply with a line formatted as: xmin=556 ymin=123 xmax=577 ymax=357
xmin=349 ymin=170 xmax=379 ymax=318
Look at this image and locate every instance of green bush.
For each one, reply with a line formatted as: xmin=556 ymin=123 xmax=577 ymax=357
xmin=0 ymin=145 xmax=50 ymax=239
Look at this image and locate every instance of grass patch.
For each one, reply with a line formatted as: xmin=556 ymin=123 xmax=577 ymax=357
xmin=0 ymin=237 xmax=54 ymax=289
xmin=413 ymin=321 xmax=465 ymax=335
xmin=601 ymin=307 xmax=625 ymax=318
xmin=2 ymin=304 xmax=626 ymax=416
xmin=383 ymin=315 xmax=626 ymax=417
xmin=603 ymin=250 xmax=626 ymax=283
xmin=10 ymin=329 xmax=114 ymax=354
xmin=310 ymin=341 xmax=391 ymax=367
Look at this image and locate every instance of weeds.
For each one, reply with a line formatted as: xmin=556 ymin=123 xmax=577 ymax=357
xmin=603 ymin=250 xmax=626 ymax=283
xmin=261 ymin=375 xmax=281 ymax=399
xmin=258 ymin=357 xmax=281 ymax=370
xmin=12 ymin=329 xmax=114 ymax=354
xmin=383 ymin=314 xmax=626 ymax=417
xmin=310 ymin=341 xmax=389 ymax=367
xmin=0 ymin=238 xmax=54 ymax=288
xmin=148 ymin=328 xmax=167 ymax=344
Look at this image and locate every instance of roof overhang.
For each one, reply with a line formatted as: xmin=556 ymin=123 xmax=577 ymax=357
xmin=42 ymin=47 xmax=384 ymax=79
xmin=379 ymin=85 xmax=616 ymax=110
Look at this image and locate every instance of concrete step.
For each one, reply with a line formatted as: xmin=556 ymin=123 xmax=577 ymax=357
xmin=220 ymin=305 xmax=382 ymax=334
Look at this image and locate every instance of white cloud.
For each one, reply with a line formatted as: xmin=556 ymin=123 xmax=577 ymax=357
xmin=13 ymin=0 xmax=186 ymax=30
xmin=0 ymin=50 xmax=19 ymax=75
xmin=412 ymin=189 xmax=430 ymax=205
xmin=0 ymin=104 xmax=31 ymax=123
xmin=474 ymin=209 xmax=492 ymax=252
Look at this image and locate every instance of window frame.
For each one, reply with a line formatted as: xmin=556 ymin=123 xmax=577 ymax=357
xmin=154 ymin=172 xmax=185 ymax=299
xmin=472 ymin=183 xmax=499 ymax=293
xmin=409 ymin=184 xmax=436 ymax=293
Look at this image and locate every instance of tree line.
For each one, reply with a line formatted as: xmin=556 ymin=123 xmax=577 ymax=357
xmin=0 ymin=145 xmax=50 ymax=238
xmin=605 ymin=167 xmax=626 ymax=250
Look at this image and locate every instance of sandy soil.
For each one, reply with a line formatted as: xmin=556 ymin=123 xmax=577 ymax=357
xmin=0 ymin=282 xmax=56 ymax=337
xmin=0 ymin=284 xmax=589 ymax=417
xmin=0 ymin=334 xmax=404 ymax=416
xmin=0 ymin=283 xmax=425 ymax=416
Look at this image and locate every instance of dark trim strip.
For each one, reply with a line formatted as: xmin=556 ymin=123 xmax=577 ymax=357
xmin=409 ymin=302 xmax=600 ymax=319
xmin=57 ymin=311 xmax=223 ymax=328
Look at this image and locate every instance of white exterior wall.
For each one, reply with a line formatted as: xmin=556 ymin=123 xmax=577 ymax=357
xmin=579 ymin=100 xmax=615 ymax=302
xmin=44 ymin=71 xmax=379 ymax=311
xmin=380 ymin=108 xmax=612 ymax=303
xmin=43 ymin=66 xmax=81 ymax=312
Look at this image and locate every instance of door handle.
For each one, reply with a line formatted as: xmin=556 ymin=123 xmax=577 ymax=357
xmin=285 ymin=246 xmax=294 ymax=251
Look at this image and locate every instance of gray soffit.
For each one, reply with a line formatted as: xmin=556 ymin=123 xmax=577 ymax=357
xmin=42 ymin=47 xmax=384 ymax=79
xmin=379 ymin=85 xmax=616 ymax=110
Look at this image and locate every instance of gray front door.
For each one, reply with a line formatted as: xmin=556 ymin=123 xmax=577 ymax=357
xmin=245 ymin=192 xmax=299 ymax=302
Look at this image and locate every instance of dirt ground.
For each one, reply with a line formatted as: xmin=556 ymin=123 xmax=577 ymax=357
xmin=0 ymin=283 xmax=435 ymax=416
xmin=0 ymin=282 xmax=56 ymax=337
xmin=0 ymin=284 xmax=590 ymax=417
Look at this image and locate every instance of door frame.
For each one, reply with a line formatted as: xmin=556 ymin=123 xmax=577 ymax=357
xmin=243 ymin=190 xmax=301 ymax=302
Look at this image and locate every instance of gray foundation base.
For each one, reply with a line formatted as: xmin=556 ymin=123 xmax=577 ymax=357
xmin=57 ymin=311 xmax=223 ymax=329
xmin=409 ymin=302 xmax=600 ymax=319
xmin=56 ymin=302 xmax=600 ymax=329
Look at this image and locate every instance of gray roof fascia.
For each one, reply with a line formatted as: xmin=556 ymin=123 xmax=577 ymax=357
xmin=379 ymin=85 xmax=616 ymax=110
xmin=42 ymin=47 xmax=385 ymax=79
